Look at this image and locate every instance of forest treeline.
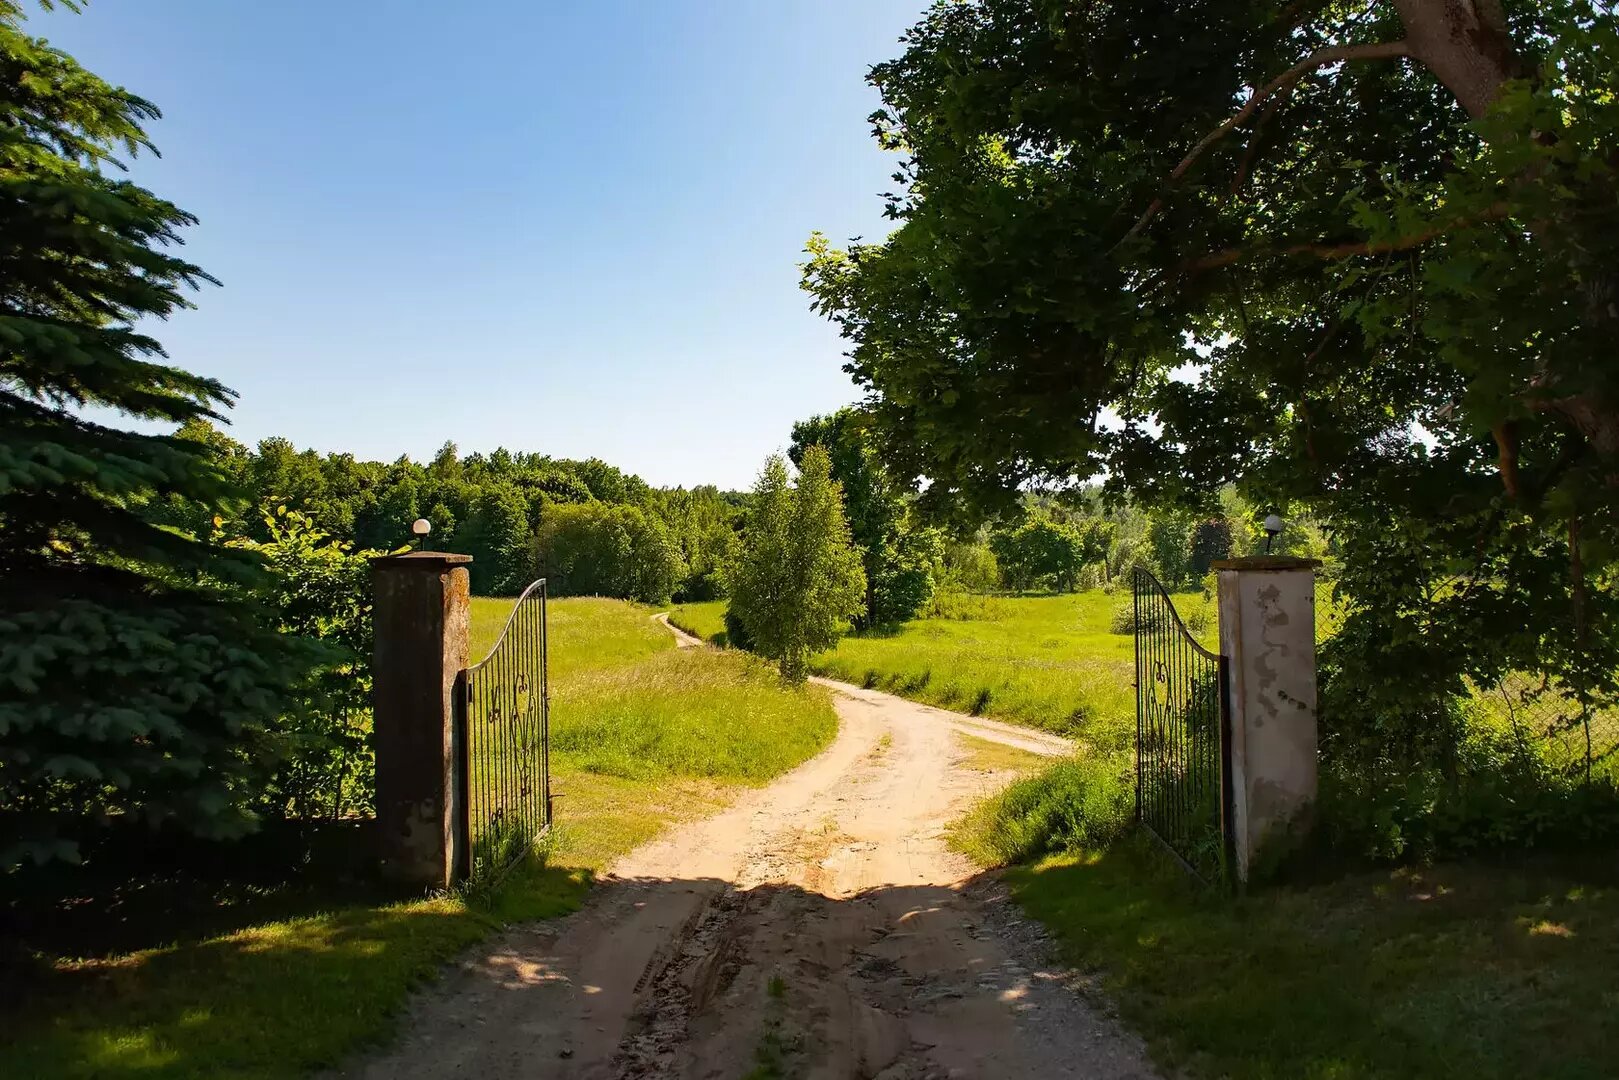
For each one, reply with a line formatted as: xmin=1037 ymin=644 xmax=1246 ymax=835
xmin=174 ymin=413 xmax=1324 ymax=613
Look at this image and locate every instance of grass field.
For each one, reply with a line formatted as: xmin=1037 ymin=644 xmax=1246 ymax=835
xmin=7 ymin=598 xmax=836 ymax=1079
xmin=673 ymin=590 xmax=1218 ymax=753
xmin=989 ymin=839 xmax=1619 ymax=1079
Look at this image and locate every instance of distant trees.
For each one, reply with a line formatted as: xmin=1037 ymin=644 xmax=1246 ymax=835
xmin=726 ymin=450 xmax=866 ymax=681
xmin=154 ymin=421 xmax=743 ymax=602
xmin=0 ymin=4 xmax=314 ymax=866
xmin=535 ymin=502 xmax=681 ymax=605
xmin=790 ymin=409 xmax=942 ymax=626
xmin=990 ymin=517 xmax=1110 ymax=593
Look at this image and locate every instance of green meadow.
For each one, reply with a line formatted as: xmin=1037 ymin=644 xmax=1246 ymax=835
xmin=672 ymin=589 xmax=1219 ymax=754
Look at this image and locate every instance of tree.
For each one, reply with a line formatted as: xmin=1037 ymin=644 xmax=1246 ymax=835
xmin=726 ymin=449 xmax=867 ymax=681
xmin=535 ymin=502 xmax=680 ymax=604
xmin=991 ymin=517 xmax=1091 ymax=592
xmin=803 ymin=1 xmax=1618 ymax=741
xmin=0 ymin=3 xmax=311 ymax=866
xmin=790 ymin=409 xmax=941 ymax=625
xmin=454 ymin=486 xmax=533 ymax=595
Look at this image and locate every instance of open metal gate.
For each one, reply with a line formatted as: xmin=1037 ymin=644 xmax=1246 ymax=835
xmin=1132 ymin=567 xmax=1234 ymax=882
xmin=454 ymin=578 xmax=550 ymax=878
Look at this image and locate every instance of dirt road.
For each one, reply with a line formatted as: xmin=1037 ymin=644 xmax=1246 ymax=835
xmin=346 ymin=623 xmax=1154 ymax=1079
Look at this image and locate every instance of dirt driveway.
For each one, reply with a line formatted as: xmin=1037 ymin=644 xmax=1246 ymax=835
xmin=343 ymin=622 xmax=1155 ymax=1079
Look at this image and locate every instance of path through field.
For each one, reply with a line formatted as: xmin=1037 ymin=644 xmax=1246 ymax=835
xmin=345 ymin=619 xmax=1154 ymax=1079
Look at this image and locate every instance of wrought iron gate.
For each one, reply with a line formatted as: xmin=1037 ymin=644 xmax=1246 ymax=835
xmin=454 ymin=578 xmax=550 ymax=878
xmin=1132 ymin=567 xmax=1233 ymax=881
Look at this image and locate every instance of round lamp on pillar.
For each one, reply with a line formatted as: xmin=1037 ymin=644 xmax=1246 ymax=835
xmin=1263 ymin=513 xmax=1283 ymax=554
xmin=412 ymin=518 xmax=431 ymax=551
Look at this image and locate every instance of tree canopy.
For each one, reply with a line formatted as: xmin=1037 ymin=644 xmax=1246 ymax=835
xmin=790 ymin=409 xmax=943 ymax=626
xmin=725 ymin=450 xmax=867 ymax=681
xmin=803 ymin=0 xmax=1619 ymax=756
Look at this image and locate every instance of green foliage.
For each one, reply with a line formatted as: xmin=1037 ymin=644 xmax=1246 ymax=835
xmin=990 ymin=516 xmax=1106 ymax=592
xmin=228 ymin=506 xmax=384 ymax=822
xmin=452 ymin=484 xmax=532 ymax=595
xmin=1187 ymin=518 xmax=1234 ymax=577
xmin=802 ymin=0 xmax=1619 ymax=813
xmin=790 ymin=409 xmax=941 ymax=625
xmin=651 ymin=485 xmax=741 ymax=601
xmin=726 ymin=450 xmax=867 ymax=681
xmin=0 ymin=4 xmax=312 ymax=866
xmin=938 ymin=538 xmax=1000 ymax=593
xmin=536 ymin=501 xmax=681 ymax=605
xmin=950 ymin=755 xmax=1133 ymax=867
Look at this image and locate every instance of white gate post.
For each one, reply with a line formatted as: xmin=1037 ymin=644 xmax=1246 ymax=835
xmin=1214 ymin=556 xmax=1320 ymax=882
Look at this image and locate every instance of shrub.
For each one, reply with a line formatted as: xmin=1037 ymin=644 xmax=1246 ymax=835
xmin=536 ymin=502 xmax=681 ymax=605
xmin=922 ymin=589 xmax=1010 ymax=622
xmin=229 ymin=507 xmax=382 ymax=822
xmin=723 ymin=605 xmax=755 ymax=652
xmin=950 ymin=754 xmax=1133 ymax=867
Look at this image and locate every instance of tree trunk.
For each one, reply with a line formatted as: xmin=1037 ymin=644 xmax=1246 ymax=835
xmin=1392 ymin=0 xmax=1523 ymax=118
xmin=1395 ymin=0 xmax=1619 ymax=472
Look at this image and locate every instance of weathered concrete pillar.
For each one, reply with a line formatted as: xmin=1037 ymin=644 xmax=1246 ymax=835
xmin=1214 ymin=556 xmax=1319 ymax=882
xmin=370 ymin=551 xmax=472 ymax=889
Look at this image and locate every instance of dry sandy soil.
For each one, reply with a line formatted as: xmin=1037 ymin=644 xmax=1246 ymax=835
xmin=342 ymin=620 xmax=1155 ymax=1079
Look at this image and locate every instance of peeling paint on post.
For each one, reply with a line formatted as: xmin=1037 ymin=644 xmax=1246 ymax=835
xmin=370 ymin=551 xmax=472 ymax=889
xmin=1215 ymin=556 xmax=1319 ymax=882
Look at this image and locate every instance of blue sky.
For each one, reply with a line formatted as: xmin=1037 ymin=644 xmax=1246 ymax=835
xmin=36 ymin=0 xmax=928 ymax=489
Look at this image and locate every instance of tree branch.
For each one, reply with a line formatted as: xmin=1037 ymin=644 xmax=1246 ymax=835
xmin=1117 ymin=39 xmax=1413 ymax=247
xmin=1172 ymin=202 xmax=1510 ymax=276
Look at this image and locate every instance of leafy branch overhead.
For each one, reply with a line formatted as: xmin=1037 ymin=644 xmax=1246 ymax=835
xmin=803 ymin=0 xmax=1619 ymax=774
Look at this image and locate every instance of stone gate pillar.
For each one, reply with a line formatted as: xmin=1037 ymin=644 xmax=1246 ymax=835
xmin=1214 ymin=556 xmax=1319 ymax=882
xmin=371 ymin=551 xmax=472 ymax=888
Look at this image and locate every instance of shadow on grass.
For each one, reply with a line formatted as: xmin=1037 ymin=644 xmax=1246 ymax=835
xmin=1007 ymin=836 xmax=1619 ymax=1080
xmin=2 ymin=854 xmax=589 ymax=1080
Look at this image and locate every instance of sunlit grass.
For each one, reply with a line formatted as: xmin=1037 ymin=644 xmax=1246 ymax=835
xmin=678 ymin=590 xmax=1215 ymax=753
xmin=1000 ymin=839 xmax=1619 ymax=1079
xmin=8 ymin=598 xmax=836 ymax=1079
xmin=667 ymin=599 xmax=728 ymax=644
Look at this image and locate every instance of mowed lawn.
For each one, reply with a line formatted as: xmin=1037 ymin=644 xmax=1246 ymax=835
xmin=7 ymin=598 xmax=837 ymax=1079
xmin=672 ymin=590 xmax=1218 ymax=753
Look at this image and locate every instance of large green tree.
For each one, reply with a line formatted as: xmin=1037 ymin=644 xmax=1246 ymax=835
xmin=726 ymin=449 xmax=867 ymax=681
xmin=804 ymin=1 xmax=1619 ymax=772
xmin=790 ymin=409 xmax=942 ymax=626
xmin=0 ymin=2 xmax=310 ymax=866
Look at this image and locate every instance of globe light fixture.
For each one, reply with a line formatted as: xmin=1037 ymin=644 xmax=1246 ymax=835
xmin=1263 ymin=513 xmax=1283 ymax=554
xmin=411 ymin=518 xmax=431 ymax=551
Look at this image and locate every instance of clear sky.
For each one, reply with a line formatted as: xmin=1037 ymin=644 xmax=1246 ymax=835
xmin=35 ymin=0 xmax=929 ymax=489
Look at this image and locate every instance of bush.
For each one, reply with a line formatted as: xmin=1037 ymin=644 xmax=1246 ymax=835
xmin=536 ymin=502 xmax=681 ymax=604
xmin=950 ymin=754 xmax=1133 ymax=867
xmin=723 ymin=605 xmax=755 ymax=652
xmin=922 ymin=589 xmax=1010 ymax=622
xmin=1109 ymin=597 xmax=1164 ymax=635
xmin=230 ymin=506 xmax=382 ymax=822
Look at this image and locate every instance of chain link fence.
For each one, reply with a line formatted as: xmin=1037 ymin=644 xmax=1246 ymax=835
xmin=1470 ymin=672 xmax=1619 ymax=782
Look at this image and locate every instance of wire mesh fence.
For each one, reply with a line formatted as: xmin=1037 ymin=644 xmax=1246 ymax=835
xmin=1470 ymin=671 xmax=1619 ymax=782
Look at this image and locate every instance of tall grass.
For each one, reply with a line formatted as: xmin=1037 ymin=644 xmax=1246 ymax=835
xmin=676 ymin=590 xmax=1221 ymax=752
xmin=815 ymin=591 xmax=1214 ymax=751
xmin=552 ymin=647 xmax=837 ymax=782
xmin=667 ymin=599 xmax=728 ymax=644
xmin=949 ymin=754 xmax=1134 ymax=867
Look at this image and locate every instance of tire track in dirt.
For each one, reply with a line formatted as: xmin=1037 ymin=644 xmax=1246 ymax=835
xmin=341 ymin=620 xmax=1154 ymax=1079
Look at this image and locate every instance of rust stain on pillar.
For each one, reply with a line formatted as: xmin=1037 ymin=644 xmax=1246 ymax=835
xmin=371 ymin=551 xmax=472 ymax=889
